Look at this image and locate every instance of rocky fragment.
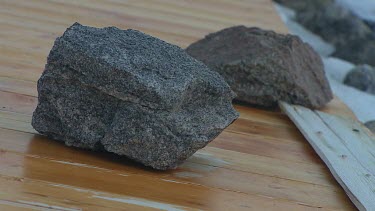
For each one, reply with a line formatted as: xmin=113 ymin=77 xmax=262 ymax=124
xmin=186 ymin=26 xmax=333 ymax=108
xmin=344 ymin=65 xmax=375 ymax=95
xmin=365 ymin=121 xmax=375 ymax=134
xmin=32 ymin=23 xmax=239 ymax=170
xmin=296 ymin=2 xmax=375 ymax=66
xmin=275 ymin=0 xmax=375 ymax=66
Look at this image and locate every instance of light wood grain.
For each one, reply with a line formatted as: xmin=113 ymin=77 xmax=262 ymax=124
xmin=0 ymin=0 xmax=357 ymax=210
xmin=0 ymin=123 xmax=335 ymax=187
xmin=0 ymin=93 xmax=356 ymax=209
xmin=280 ymin=102 xmax=375 ymax=211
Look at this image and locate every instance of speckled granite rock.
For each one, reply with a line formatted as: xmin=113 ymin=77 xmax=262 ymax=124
xmin=186 ymin=26 xmax=333 ymax=108
xmin=344 ymin=65 xmax=375 ymax=95
xmin=32 ymin=23 xmax=239 ymax=170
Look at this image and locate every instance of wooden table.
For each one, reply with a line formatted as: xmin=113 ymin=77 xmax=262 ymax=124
xmin=0 ymin=0 xmax=356 ymax=210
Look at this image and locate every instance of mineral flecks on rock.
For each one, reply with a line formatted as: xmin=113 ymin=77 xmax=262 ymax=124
xmin=32 ymin=23 xmax=239 ymax=170
xmin=186 ymin=26 xmax=333 ymax=109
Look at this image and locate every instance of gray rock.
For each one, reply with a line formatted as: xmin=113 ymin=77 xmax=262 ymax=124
xmin=365 ymin=121 xmax=375 ymax=134
xmin=186 ymin=26 xmax=333 ymax=108
xmin=296 ymin=2 xmax=375 ymax=66
xmin=32 ymin=23 xmax=239 ymax=170
xmin=344 ymin=64 xmax=375 ymax=94
xmin=275 ymin=0 xmax=375 ymax=66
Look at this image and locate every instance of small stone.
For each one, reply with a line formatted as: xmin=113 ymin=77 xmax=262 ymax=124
xmin=32 ymin=23 xmax=239 ymax=170
xmin=344 ymin=65 xmax=375 ymax=95
xmin=186 ymin=26 xmax=333 ymax=108
xmin=365 ymin=121 xmax=375 ymax=134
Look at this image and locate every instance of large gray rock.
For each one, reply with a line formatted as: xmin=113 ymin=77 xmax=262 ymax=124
xmin=344 ymin=65 xmax=375 ymax=95
xmin=32 ymin=23 xmax=239 ymax=170
xmin=186 ymin=26 xmax=333 ymax=108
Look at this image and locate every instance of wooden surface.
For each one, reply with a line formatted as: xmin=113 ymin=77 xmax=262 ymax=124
xmin=0 ymin=0 xmax=357 ymax=210
xmin=280 ymin=102 xmax=375 ymax=211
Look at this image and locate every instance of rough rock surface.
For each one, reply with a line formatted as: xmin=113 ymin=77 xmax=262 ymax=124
xmin=344 ymin=65 xmax=375 ymax=95
xmin=296 ymin=2 xmax=375 ymax=66
xmin=275 ymin=0 xmax=375 ymax=66
xmin=186 ymin=26 xmax=333 ymax=108
xmin=365 ymin=121 xmax=375 ymax=134
xmin=32 ymin=23 xmax=239 ymax=170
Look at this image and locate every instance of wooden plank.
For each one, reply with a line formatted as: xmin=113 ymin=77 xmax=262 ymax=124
xmin=0 ymin=93 xmax=325 ymax=165
xmin=0 ymin=0 xmax=358 ymax=209
xmin=0 ymin=77 xmax=37 ymax=97
xmin=0 ymin=88 xmax=306 ymax=143
xmin=0 ymin=124 xmax=337 ymax=187
xmin=0 ymin=0 xmax=285 ymax=52
xmin=0 ymin=177 xmax=321 ymax=211
xmin=0 ymin=200 xmax=39 ymax=211
xmin=316 ymin=112 xmax=375 ymax=174
xmin=280 ymin=102 xmax=375 ymax=211
xmin=0 ymin=175 xmax=190 ymax=211
xmin=0 ymin=127 xmax=353 ymax=209
xmin=0 ymin=91 xmax=37 ymax=115
xmin=0 ymin=90 xmax=356 ymax=188
xmin=212 ymin=131 xmax=323 ymax=164
xmin=0 ymin=109 xmax=324 ymax=165
xmin=0 ymin=151 xmax=335 ymax=210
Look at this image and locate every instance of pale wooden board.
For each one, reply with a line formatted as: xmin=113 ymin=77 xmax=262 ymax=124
xmin=280 ymin=101 xmax=375 ymax=211
xmin=0 ymin=0 xmax=358 ymax=210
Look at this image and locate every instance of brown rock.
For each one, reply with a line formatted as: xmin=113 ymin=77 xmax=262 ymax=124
xmin=186 ymin=26 xmax=333 ymax=108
